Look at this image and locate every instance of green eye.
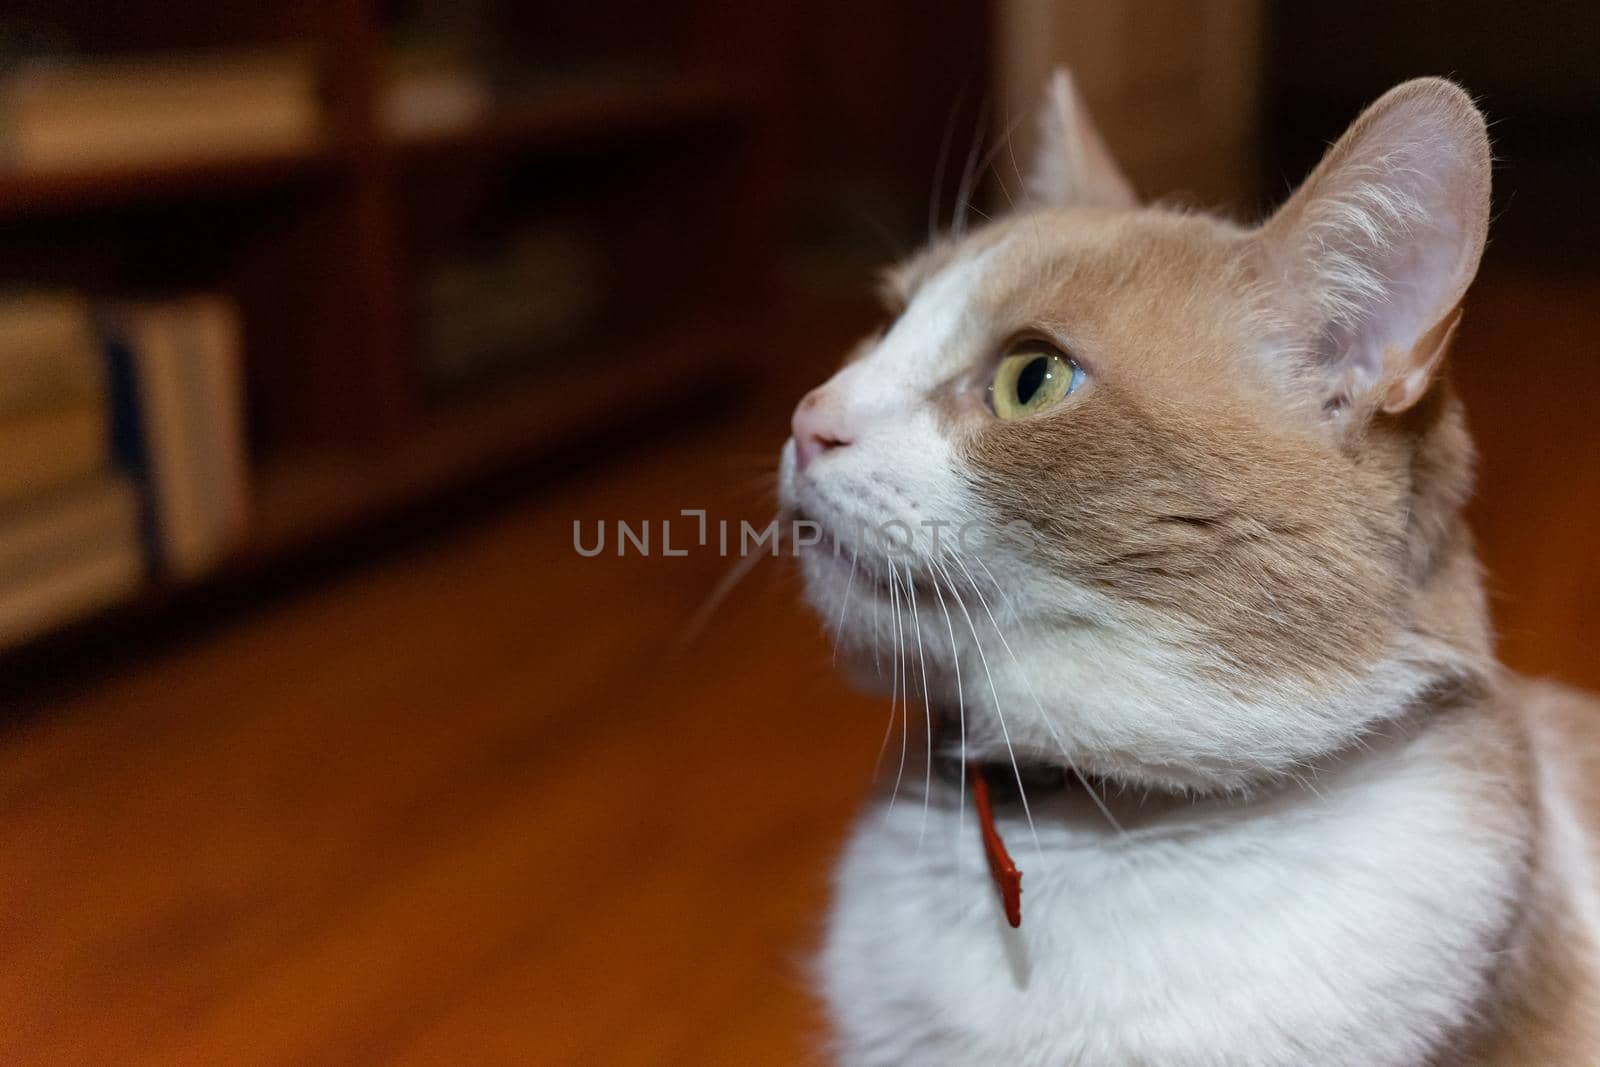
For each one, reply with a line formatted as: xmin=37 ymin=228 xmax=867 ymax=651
xmin=989 ymin=342 xmax=1083 ymax=420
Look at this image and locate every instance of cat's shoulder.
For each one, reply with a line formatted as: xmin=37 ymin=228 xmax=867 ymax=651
xmin=1512 ymin=674 xmax=1600 ymax=738
xmin=1505 ymin=674 xmax=1600 ymax=790
xmin=1461 ymin=674 xmax=1600 ymax=1065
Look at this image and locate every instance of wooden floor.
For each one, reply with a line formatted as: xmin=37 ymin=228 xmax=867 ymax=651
xmin=1 ymin=266 xmax=1597 ymax=1065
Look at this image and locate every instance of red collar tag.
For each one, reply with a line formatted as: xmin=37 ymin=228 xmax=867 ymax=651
xmin=970 ymin=763 xmax=1022 ymax=927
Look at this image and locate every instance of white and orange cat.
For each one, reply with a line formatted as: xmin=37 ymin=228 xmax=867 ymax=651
xmin=779 ymin=70 xmax=1600 ymax=1065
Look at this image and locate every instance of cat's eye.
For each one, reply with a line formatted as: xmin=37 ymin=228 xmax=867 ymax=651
xmin=989 ymin=342 xmax=1083 ymax=420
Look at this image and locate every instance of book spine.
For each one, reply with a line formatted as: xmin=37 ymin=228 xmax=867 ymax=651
xmin=0 ymin=405 xmax=109 ymax=507
xmin=100 ymin=297 xmax=252 ymax=580
xmin=0 ymin=295 xmax=103 ymax=413
xmin=101 ymin=325 xmax=162 ymax=570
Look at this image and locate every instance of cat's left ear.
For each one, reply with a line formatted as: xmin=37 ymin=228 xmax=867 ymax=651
xmin=1257 ymin=78 xmax=1491 ymax=416
xmin=1025 ymin=68 xmax=1138 ymax=211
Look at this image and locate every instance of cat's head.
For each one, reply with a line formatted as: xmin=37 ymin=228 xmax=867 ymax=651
xmin=778 ymin=71 xmax=1494 ymax=792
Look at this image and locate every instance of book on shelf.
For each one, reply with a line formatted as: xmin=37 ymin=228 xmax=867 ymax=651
xmin=0 ymin=291 xmax=108 ymax=505
xmin=0 ymin=288 xmax=257 ymax=648
xmin=422 ymin=221 xmax=607 ymax=391
xmin=0 ymin=477 xmax=142 ymax=649
xmin=103 ymin=296 xmax=251 ymax=581
xmin=0 ymin=292 xmax=104 ymax=410
xmin=0 ymin=291 xmax=139 ymax=649
xmin=0 ymin=406 xmax=108 ymax=507
xmin=383 ymin=47 xmax=492 ymax=139
xmin=0 ymin=48 xmax=321 ymax=171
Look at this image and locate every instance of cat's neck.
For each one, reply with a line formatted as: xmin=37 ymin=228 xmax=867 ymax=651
xmin=936 ymin=673 xmax=1501 ymax=835
xmin=834 ymin=685 xmax=1538 ymax=1064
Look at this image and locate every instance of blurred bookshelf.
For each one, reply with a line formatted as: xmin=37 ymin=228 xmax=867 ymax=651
xmin=0 ymin=0 xmax=777 ymax=651
xmin=0 ymin=145 xmax=345 ymax=219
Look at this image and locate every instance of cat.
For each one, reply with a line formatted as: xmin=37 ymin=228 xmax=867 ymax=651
xmin=778 ymin=69 xmax=1600 ymax=1065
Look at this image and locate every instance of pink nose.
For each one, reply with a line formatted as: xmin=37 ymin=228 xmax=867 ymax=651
xmin=791 ymin=389 xmax=852 ymax=471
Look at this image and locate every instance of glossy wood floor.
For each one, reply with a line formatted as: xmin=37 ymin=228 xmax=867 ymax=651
xmin=1 ymin=267 xmax=1597 ymax=1065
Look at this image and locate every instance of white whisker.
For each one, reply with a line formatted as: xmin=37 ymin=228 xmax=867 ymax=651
xmin=678 ymin=511 xmax=777 ymax=649
xmin=832 ymin=546 xmax=859 ymax=667
xmin=952 ymin=96 xmax=991 ymax=238
xmin=929 ymin=569 xmax=967 ymax=881
xmin=887 ymin=557 xmax=911 ymax=812
xmin=870 ymin=553 xmax=883 ymax=676
xmin=930 ymin=556 xmax=1041 ymax=857
xmin=873 ymin=553 xmax=902 ymax=786
xmin=928 ymin=79 xmax=970 ymax=243
xmin=904 ymin=562 xmax=933 ymax=846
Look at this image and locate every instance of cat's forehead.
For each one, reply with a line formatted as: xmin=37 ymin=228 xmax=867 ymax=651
xmin=872 ymin=211 xmax=1257 ymax=384
xmin=867 ymin=235 xmax=1014 ymax=377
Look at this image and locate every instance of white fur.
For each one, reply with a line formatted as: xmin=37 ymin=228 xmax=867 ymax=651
xmin=782 ymin=235 xmax=1019 ymax=682
xmin=821 ymin=722 xmax=1524 ymax=1066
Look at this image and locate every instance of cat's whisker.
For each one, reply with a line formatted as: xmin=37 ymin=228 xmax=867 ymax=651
xmin=928 ymin=78 xmax=970 ymax=244
xmin=677 ymin=510 xmax=780 ymax=650
xmin=979 ymin=118 xmax=1027 ymax=230
xmin=972 ymin=104 xmax=1029 ymax=201
xmin=966 ymin=553 xmax=1026 ymax=627
xmin=831 ymin=546 xmax=859 ymax=667
xmin=903 ymin=556 xmax=933 ymax=847
xmin=928 ymin=568 xmax=967 ymax=881
xmin=990 ymin=161 xmax=1016 ymax=212
xmin=996 ymin=91 xmax=1049 ymax=268
xmin=950 ymin=551 xmax=1126 ymax=836
xmin=964 ymin=102 xmax=1036 ymax=247
xmin=873 ymin=551 xmax=902 ymax=787
xmin=1003 ymin=94 xmax=1034 ymax=214
xmin=896 ymin=559 xmax=914 ymax=817
xmin=958 ymin=202 xmax=993 ymax=226
xmin=870 ymin=551 xmax=883 ymax=677
xmin=886 ymin=557 xmax=912 ymax=813
xmin=930 ymin=555 xmax=1041 ymax=858
xmin=952 ymin=95 xmax=991 ymax=239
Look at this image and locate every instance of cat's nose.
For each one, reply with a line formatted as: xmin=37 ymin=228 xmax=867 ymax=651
xmin=791 ymin=389 xmax=853 ymax=471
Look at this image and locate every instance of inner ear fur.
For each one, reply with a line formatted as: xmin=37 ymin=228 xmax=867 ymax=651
xmin=1255 ymin=78 xmax=1491 ymax=418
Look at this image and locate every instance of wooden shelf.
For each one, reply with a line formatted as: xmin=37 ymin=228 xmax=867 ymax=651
xmin=0 ymin=77 xmax=753 ymax=223
xmin=0 ymin=142 xmax=346 ymax=222
xmin=390 ymin=78 xmax=755 ymax=160
xmin=245 ymin=315 xmax=746 ymax=559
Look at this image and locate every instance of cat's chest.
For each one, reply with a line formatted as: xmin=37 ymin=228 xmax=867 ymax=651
xmin=819 ymin=775 xmax=1523 ymax=1067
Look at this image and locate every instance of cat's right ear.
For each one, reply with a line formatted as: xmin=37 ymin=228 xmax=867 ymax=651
xmin=1256 ymin=78 xmax=1491 ymax=417
xmin=1025 ymin=68 xmax=1138 ymax=211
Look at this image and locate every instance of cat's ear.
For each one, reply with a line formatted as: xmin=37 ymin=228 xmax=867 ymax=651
xmin=1026 ymin=68 xmax=1137 ymax=211
xmin=1258 ymin=78 xmax=1491 ymax=416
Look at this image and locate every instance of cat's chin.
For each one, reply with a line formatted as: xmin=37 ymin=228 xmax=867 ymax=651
xmin=799 ymin=547 xmax=913 ymax=641
xmin=795 ymin=544 xmax=961 ymax=699
xmin=795 ymin=537 xmax=874 ymax=626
